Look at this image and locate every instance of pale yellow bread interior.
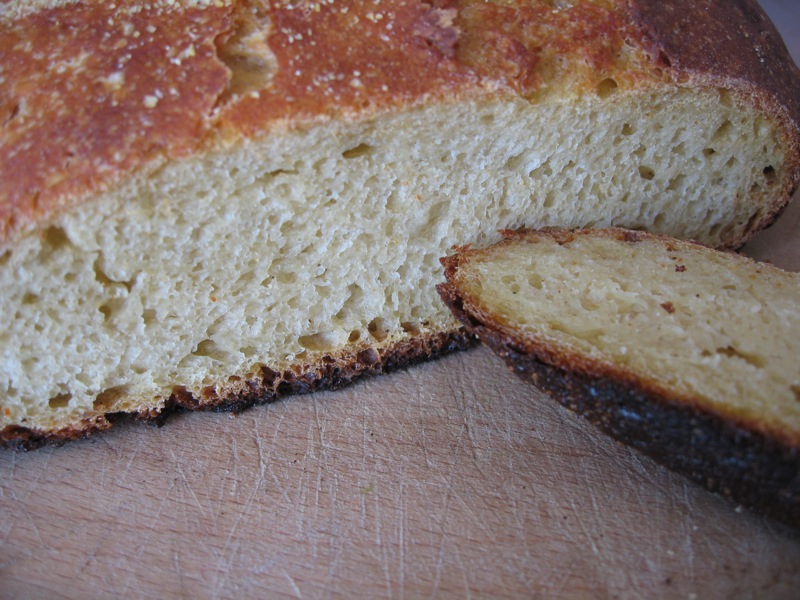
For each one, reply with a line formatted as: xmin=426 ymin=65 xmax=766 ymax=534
xmin=0 ymin=87 xmax=788 ymax=435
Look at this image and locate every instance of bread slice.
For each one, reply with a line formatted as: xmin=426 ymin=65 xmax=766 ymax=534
xmin=2 ymin=1 xmax=800 ymax=448
xmin=438 ymin=227 xmax=800 ymax=526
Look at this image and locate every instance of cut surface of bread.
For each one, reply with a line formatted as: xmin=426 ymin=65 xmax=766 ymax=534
xmin=438 ymin=227 xmax=800 ymax=525
xmin=1 ymin=0 xmax=800 ymax=447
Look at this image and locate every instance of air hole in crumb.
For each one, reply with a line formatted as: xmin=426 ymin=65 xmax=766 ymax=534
xmin=21 ymin=292 xmax=39 ymax=305
xmin=712 ymin=119 xmax=732 ymax=141
xmin=276 ymin=271 xmax=297 ymax=284
xmin=703 ymin=148 xmax=716 ymax=157
xmin=193 ymin=338 xmax=226 ymax=361
xmin=666 ymin=174 xmax=685 ymax=192
xmin=298 ymin=332 xmax=339 ymax=352
xmin=716 ymin=346 xmax=764 ymax=368
xmin=48 ymin=393 xmax=72 ymax=409
xmin=529 ymin=162 xmax=553 ymax=179
xmin=505 ymin=153 xmax=524 ymax=170
xmin=93 ymin=257 xmax=135 ymax=291
xmin=386 ymin=190 xmax=402 ymax=212
xmin=596 ymin=77 xmax=618 ymax=98
xmin=367 ymin=318 xmax=390 ymax=342
xmin=263 ymin=168 xmax=298 ymax=180
xmin=621 ymin=123 xmax=634 ymax=136
xmin=638 ymin=166 xmax=655 ymax=180
xmin=43 ymin=225 xmax=69 ymax=249
xmin=342 ymin=143 xmax=373 ymax=159
xmin=94 ymin=386 xmax=128 ymax=411
xmin=99 ymin=298 xmax=125 ymax=322
xmin=792 ymin=385 xmax=800 ymax=403
xmin=527 ymin=273 xmax=543 ymax=290
xmin=39 ymin=226 xmax=71 ymax=260
xmin=763 ymin=166 xmax=776 ymax=183
xmin=99 ymin=302 xmax=113 ymax=321
xmin=401 ymin=321 xmax=422 ymax=335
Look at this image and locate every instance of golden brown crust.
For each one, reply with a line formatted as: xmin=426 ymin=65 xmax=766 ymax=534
xmin=0 ymin=327 xmax=474 ymax=451
xmin=2 ymin=0 xmax=799 ymax=247
xmin=438 ymin=228 xmax=800 ymax=527
xmin=0 ymin=2 xmax=232 ymax=244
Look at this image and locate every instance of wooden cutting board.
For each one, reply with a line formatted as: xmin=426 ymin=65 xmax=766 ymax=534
xmin=2 ymin=2 xmax=800 ymax=597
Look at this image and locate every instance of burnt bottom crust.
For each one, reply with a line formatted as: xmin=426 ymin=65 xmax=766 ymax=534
xmin=439 ymin=283 xmax=800 ymax=529
xmin=1 ymin=329 xmax=475 ymax=451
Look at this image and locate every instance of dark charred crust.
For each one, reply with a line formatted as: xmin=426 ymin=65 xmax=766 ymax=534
xmin=0 ymin=418 xmax=112 ymax=451
xmin=0 ymin=329 xmax=475 ymax=451
xmin=438 ymin=281 xmax=800 ymax=529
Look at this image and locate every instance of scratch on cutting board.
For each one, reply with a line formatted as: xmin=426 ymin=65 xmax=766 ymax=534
xmin=282 ymin=568 xmax=304 ymax=598
xmin=173 ymin=548 xmax=190 ymax=596
xmin=550 ymin=556 xmax=581 ymax=599
xmin=117 ymin=475 xmax=182 ymax=597
xmin=430 ymin=422 xmax=468 ymax=594
xmin=396 ymin=480 xmax=407 ymax=598
xmin=175 ymin=460 xmax=209 ymax=521
xmin=452 ymin=549 xmax=474 ymax=600
xmin=211 ymin=434 xmax=277 ymax=578
xmin=255 ymin=425 xmax=295 ymax=509
xmin=373 ymin=494 xmax=392 ymax=596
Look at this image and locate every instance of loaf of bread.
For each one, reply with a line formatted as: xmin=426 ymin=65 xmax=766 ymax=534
xmin=2 ymin=1 xmax=800 ymax=448
xmin=438 ymin=227 xmax=800 ymax=525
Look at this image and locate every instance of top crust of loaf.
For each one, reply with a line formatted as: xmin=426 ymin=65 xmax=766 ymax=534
xmin=1 ymin=0 xmax=799 ymax=248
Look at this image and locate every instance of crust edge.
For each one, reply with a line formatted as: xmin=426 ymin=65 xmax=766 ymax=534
xmin=0 ymin=328 xmax=475 ymax=451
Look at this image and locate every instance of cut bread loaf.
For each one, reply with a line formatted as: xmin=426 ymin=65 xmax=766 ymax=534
xmin=438 ymin=227 xmax=800 ymax=526
xmin=2 ymin=0 xmax=800 ymax=448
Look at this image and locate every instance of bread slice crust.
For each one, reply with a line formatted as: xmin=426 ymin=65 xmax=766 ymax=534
xmin=1 ymin=328 xmax=473 ymax=450
xmin=438 ymin=228 xmax=800 ymax=527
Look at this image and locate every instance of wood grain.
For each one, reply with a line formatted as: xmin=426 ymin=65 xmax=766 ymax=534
xmin=2 ymin=1 xmax=800 ymax=597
